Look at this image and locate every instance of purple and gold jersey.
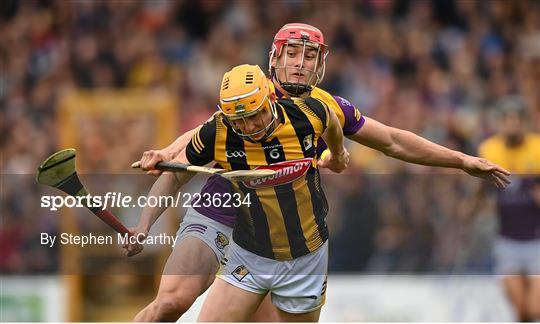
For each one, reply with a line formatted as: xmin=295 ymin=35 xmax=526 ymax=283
xmin=479 ymin=132 xmax=540 ymax=240
xmin=192 ymin=87 xmax=365 ymax=228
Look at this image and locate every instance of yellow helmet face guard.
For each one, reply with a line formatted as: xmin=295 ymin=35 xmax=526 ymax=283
xmin=218 ymin=93 xmax=278 ymax=142
xmin=218 ymin=64 xmax=278 ymax=142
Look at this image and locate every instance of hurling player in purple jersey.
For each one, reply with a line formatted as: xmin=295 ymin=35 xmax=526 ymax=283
xmin=126 ymin=23 xmax=510 ymax=322
xmin=475 ymin=97 xmax=540 ymax=321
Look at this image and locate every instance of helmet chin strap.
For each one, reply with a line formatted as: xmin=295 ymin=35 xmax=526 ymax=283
xmin=270 ymin=67 xmax=312 ymax=96
xmin=279 ymin=82 xmax=312 ymax=96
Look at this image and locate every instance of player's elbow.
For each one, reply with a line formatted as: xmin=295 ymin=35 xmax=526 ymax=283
xmin=381 ymin=143 xmax=403 ymax=158
xmin=381 ymin=129 xmax=408 ymax=158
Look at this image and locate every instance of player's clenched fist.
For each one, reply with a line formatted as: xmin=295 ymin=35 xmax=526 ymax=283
xmin=136 ymin=149 xmax=174 ymax=176
xmin=317 ymin=148 xmax=350 ymax=173
xmin=123 ymin=227 xmax=147 ymax=257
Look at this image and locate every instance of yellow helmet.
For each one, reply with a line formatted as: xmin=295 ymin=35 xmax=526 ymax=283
xmin=218 ymin=64 xmax=278 ymax=141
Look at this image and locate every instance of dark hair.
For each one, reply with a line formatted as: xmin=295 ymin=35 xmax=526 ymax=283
xmin=496 ymin=96 xmax=527 ymax=119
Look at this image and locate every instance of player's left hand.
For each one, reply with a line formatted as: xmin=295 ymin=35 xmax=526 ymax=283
xmin=462 ymin=156 xmax=511 ymax=189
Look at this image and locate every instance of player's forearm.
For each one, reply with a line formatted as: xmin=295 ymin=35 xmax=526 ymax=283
xmin=321 ymin=112 xmax=346 ymax=156
xmin=137 ymin=172 xmax=184 ymax=232
xmin=385 ymin=128 xmax=468 ymax=169
xmin=162 ymin=127 xmax=201 ymax=158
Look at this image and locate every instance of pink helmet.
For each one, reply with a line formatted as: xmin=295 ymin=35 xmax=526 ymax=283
xmin=269 ymin=23 xmax=329 ymax=95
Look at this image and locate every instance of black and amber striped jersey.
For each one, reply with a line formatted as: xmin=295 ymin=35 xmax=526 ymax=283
xmin=186 ymin=97 xmax=331 ymax=260
xmin=192 ymin=86 xmax=365 ymax=229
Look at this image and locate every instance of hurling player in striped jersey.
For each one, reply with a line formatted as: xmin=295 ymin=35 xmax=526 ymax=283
xmin=127 ymin=23 xmax=510 ymax=321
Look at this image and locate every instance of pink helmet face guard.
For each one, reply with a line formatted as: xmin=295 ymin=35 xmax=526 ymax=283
xmin=269 ymin=25 xmax=329 ymax=96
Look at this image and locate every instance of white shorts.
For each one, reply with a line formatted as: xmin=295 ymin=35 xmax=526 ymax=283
xmin=176 ymin=207 xmax=233 ymax=261
xmin=493 ymin=237 xmax=540 ymax=276
xmin=217 ymin=239 xmax=328 ymax=314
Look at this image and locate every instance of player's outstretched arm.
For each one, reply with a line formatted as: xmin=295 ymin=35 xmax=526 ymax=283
xmin=136 ymin=126 xmax=201 ymax=176
xmin=124 ymin=150 xmax=195 ymax=256
xmin=319 ymin=107 xmax=349 ymax=173
xmin=348 ymin=117 xmax=511 ymax=188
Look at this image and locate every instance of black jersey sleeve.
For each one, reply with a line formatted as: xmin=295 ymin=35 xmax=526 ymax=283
xmin=185 ymin=115 xmax=217 ymax=166
xmin=304 ymin=97 xmax=330 ymax=132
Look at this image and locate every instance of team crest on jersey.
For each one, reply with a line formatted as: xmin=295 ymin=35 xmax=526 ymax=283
xmin=336 ymin=96 xmax=351 ymax=108
xmin=303 ymin=135 xmax=313 ymax=150
xmin=214 ymin=231 xmax=229 ymax=250
xmin=337 ymin=97 xmax=362 ymax=121
xmin=232 ymin=265 xmax=249 ymax=282
xmin=244 ymin=158 xmax=313 ymax=189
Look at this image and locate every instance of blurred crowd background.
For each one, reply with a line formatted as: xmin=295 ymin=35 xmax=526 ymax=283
xmin=2 ymin=0 xmax=539 ymax=275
